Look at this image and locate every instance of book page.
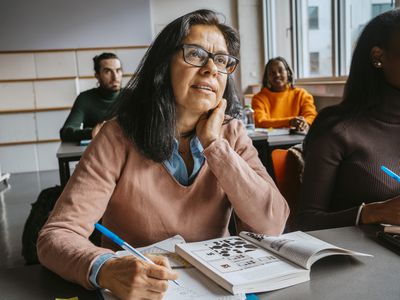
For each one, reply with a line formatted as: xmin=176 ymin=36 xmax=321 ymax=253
xmin=136 ymin=235 xmax=190 ymax=268
xmin=176 ymin=236 xmax=308 ymax=294
xmin=102 ymin=267 xmax=245 ymax=300
xmin=240 ymin=231 xmax=372 ymax=269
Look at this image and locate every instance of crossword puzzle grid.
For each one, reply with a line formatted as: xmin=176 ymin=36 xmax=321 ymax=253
xmin=193 ymin=237 xmax=277 ymax=273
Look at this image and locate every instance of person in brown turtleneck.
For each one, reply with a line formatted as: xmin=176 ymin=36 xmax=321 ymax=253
xmin=297 ymin=9 xmax=400 ymax=231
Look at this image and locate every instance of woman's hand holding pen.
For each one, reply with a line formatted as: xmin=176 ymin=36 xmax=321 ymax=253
xmin=196 ymin=98 xmax=227 ymax=148
xmin=360 ymin=196 xmax=400 ymax=225
xmin=98 ymin=254 xmax=178 ymax=300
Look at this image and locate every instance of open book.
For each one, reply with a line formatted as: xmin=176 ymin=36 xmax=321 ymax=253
xmin=176 ymin=231 xmax=372 ymax=295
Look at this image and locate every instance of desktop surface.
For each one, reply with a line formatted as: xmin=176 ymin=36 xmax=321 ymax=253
xmin=1 ymin=226 xmax=398 ymax=300
xmin=56 ymin=142 xmax=88 ymax=158
xmin=262 ymin=225 xmax=400 ymax=300
xmin=0 ymin=264 xmax=97 ymax=299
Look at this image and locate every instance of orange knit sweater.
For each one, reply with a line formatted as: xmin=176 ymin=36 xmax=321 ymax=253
xmin=252 ymin=86 xmax=317 ymax=128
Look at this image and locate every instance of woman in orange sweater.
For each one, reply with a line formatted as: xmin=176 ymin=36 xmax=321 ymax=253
xmin=252 ymin=57 xmax=317 ymax=132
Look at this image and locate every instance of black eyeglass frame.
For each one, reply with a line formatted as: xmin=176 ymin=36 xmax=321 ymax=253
xmin=180 ymin=44 xmax=239 ymax=74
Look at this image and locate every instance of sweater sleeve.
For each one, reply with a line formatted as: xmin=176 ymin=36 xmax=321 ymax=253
xmin=203 ymin=119 xmax=289 ymax=235
xmin=37 ymin=121 xmax=127 ymax=289
xmin=298 ymin=89 xmax=317 ymax=125
xmin=252 ymin=92 xmax=293 ymax=128
xmin=296 ymin=127 xmax=359 ymax=231
xmin=60 ymin=96 xmax=93 ymax=142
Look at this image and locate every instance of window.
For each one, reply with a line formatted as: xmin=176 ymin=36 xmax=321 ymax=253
xmin=372 ymin=3 xmax=393 ymax=18
xmin=296 ymin=0 xmax=333 ymax=78
xmin=264 ymin=0 xmax=396 ymax=79
xmin=308 ymin=6 xmax=319 ymax=29
xmin=340 ymin=0 xmax=394 ymax=75
xmin=309 ymin=52 xmax=320 ymax=73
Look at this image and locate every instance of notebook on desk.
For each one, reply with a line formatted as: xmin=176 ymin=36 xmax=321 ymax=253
xmin=254 ymin=128 xmax=291 ymax=136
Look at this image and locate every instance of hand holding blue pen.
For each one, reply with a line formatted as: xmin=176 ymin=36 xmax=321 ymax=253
xmin=94 ymin=223 xmax=180 ymax=286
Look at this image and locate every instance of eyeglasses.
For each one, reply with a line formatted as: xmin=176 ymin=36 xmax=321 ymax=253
xmin=181 ymin=44 xmax=239 ymax=74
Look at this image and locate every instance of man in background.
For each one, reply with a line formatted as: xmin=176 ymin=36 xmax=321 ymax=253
xmin=60 ymin=52 xmax=123 ymax=142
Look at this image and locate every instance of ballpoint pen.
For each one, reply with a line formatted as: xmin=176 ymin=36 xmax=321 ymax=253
xmin=381 ymin=165 xmax=400 ymax=183
xmin=94 ymin=223 xmax=180 ymax=286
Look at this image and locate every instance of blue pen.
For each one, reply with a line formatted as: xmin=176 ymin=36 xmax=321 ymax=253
xmin=381 ymin=165 xmax=400 ymax=183
xmin=94 ymin=223 xmax=180 ymax=286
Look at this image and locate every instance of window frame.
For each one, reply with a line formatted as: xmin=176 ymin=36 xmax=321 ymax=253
xmin=264 ymin=0 xmax=398 ymax=82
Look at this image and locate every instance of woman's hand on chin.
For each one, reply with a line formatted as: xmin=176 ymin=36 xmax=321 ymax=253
xmin=196 ymin=99 xmax=227 ymax=148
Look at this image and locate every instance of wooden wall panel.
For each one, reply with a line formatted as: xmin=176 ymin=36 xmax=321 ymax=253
xmin=34 ymin=79 xmax=77 ymax=108
xmin=0 ymin=53 xmax=36 ymax=80
xmin=0 ymin=82 xmax=35 ymax=111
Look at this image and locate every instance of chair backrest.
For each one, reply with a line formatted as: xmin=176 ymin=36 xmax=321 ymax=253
xmin=271 ymin=149 xmax=302 ymax=232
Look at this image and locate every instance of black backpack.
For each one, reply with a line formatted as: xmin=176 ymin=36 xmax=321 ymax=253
xmin=22 ymin=185 xmax=62 ymax=265
xmin=22 ymin=185 xmax=101 ymax=265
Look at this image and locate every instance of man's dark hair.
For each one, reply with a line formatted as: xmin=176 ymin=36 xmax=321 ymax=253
xmin=304 ymin=9 xmax=400 ymax=155
xmin=262 ymin=56 xmax=294 ymax=89
xmin=93 ymin=52 xmax=120 ymax=73
xmin=115 ymin=9 xmax=241 ymax=162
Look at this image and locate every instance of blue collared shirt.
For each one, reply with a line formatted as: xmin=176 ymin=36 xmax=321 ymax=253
xmin=89 ymin=136 xmax=205 ymax=287
xmin=163 ymin=136 xmax=205 ymax=186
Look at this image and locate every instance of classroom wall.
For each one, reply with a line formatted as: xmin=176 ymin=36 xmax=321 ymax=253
xmin=0 ymin=0 xmax=152 ymax=174
xmin=150 ymin=0 xmax=236 ymax=35
xmin=0 ymin=0 xmax=266 ymax=174
xmin=237 ymin=0 xmax=265 ymax=93
xmin=0 ymin=0 xmax=152 ymax=50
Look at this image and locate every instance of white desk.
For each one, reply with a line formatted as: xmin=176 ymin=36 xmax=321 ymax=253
xmin=56 ymin=132 xmax=305 ymax=187
xmin=56 ymin=142 xmax=87 ymax=187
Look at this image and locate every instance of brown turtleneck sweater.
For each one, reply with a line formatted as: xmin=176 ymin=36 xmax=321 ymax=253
xmin=297 ymin=83 xmax=400 ymax=231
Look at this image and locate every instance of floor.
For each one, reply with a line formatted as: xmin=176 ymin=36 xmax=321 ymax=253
xmin=0 ymin=170 xmax=59 ymax=269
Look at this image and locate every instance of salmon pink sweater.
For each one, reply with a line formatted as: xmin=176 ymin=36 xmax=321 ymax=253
xmin=37 ymin=119 xmax=289 ymax=289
